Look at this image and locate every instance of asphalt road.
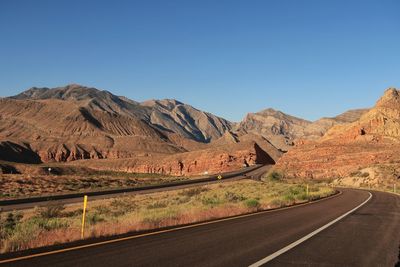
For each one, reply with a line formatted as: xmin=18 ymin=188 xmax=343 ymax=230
xmin=0 ymin=165 xmax=270 ymax=211
xmin=1 ymin=188 xmax=399 ymax=267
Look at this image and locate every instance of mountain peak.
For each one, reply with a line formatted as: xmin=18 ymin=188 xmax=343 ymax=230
xmin=376 ymin=88 xmax=400 ymax=108
xmin=10 ymin=84 xmax=108 ymax=101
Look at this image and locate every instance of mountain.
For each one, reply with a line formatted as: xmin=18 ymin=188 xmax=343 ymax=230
xmin=141 ymin=99 xmax=233 ymax=143
xmin=302 ymin=109 xmax=369 ymax=140
xmin=235 ymin=108 xmax=368 ymax=151
xmin=0 ymin=84 xmax=280 ymax=175
xmin=275 ymin=88 xmax=400 ymax=181
xmin=10 ymin=84 xmax=233 ymax=143
xmin=0 ymin=89 xmax=179 ymax=163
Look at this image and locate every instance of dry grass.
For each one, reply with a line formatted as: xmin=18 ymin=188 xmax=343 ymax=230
xmin=0 ymin=172 xmax=184 ymax=200
xmin=0 ymin=179 xmax=335 ymax=253
xmin=333 ymin=164 xmax=400 ymax=194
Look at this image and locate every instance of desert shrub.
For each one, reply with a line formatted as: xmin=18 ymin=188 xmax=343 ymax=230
xmin=178 ymin=187 xmax=209 ymax=197
xmin=244 ymin=199 xmax=261 ymax=209
xmin=289 ymin=186 xmax=302 ymax=195
xmin=270 ymin=199 xmax=283 ymax=208
xmin=298 ymin=193 xmax=309 ymax=201
xmin=37 ymin=204 xmax=65 ymax=218
xmin=63 ymin=208 xmax=83 ymax=217
xmin=224 ymin=191 xmax=246 ymax=203
xmin=201 ymin=196 xmax=221 ymax=206
xmin=0 ymin=212 xmax=23 ymax=238
xmin=284 ymin=193 xmax=296 ymax=204
xmin=30 ymin=217 xmax=69 ymax=231
xmin=108 ymin=198 xmax=136 ymax=216
xmin=309 ymin=186 xmax=320 ymax=192
xmin=87 ymin=213 xmax=105 ymax=225
xmin=142 ymin=209 xmax=178 ymax=226
xmin=142 ymin=216 xmax=162 ymax=226
xmin=176 ymin=196 xmax=191 ymax=204
xmin=2 ymin=221 xmax=40 ymax=253
xmin=147 ymin=201 xmax=168 ymax=209
xmin=94 ymin=205 xmax=112 ymax=216
xmin=266 ymin=171 xmax=283 ymax=182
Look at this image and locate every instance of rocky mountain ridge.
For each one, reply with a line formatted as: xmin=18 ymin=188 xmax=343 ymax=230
xmin=0 ymin=84 xmax=277 ymax=174
xmin=275 ymin=88 xmax=400 ymax=179
xmin=236 ymin=107 xmax=369 ymax=151
xmin=0 ymin=83 xmax=381 ymax=176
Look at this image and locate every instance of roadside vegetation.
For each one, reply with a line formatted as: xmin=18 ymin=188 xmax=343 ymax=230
xmin=334 ymin=165 xmax=400 ymax=195
xmin=0 ymin=172 xmax=185 ymax=200
xmin=0 ymin=177 xmax=335 ymax=253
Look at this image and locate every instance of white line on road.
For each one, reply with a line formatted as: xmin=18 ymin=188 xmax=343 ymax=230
xmin=249 ymin=191 xmax=373 ymax=267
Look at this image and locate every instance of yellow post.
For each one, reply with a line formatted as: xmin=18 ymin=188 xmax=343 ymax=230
xmin=306 ymin=184 xmax=309 ymax=196
xmin=81 ymin=195 xmax=88 ymax=239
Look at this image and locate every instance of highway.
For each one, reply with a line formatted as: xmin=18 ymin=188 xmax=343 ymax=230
xmin=0 ymin=165 xmax=270 ymax=211
xmin=1 ymin=188 xmax=399 ymax=266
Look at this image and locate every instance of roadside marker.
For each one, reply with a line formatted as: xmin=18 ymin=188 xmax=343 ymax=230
xmin=217 ymin=175 xmax=223 ymax=180
xmin=81 ymin=195 xmax=88 ymax=239
xmin=306 ymin=184 xmax=309 ymax=196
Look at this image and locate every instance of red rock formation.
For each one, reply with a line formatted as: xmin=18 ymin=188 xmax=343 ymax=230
xmin=275 ymin=88 xmax=400 ymax=179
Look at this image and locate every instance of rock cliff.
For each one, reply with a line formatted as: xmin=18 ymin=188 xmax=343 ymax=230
xmin=275 ymin=88 xmax=400 ymax=179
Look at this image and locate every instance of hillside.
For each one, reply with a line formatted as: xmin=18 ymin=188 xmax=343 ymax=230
xmin=141 ymin=99 xmax=233 ymax=143
xmin=0 ymin=84 xmax=280 ymax=175
xmin=10 ymin=84 xmax=234 ymax=143
xmin=275 ymin=88 xmax=400 ymax=181
xmin=235 ymin=108 xmax=368 ymax=151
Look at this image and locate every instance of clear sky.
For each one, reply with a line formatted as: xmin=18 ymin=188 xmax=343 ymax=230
xmin=0 ymin=0 xmax=399 ymax=122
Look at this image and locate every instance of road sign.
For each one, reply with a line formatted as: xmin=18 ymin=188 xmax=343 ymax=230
xmin=217 ymin=175 xmax=222 ymax=180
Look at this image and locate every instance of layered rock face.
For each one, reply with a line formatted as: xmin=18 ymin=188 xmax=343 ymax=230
xmin=275 ymin=88 xmax=400 ymax=179
xmin=71 ymin=141 xmax=276 ymax=176
xmin=0 ymin=96 xmax=181 ymax=163
xmin=142 ymin=99 xmax=233 ymax=142
xmin=11 ymin=84 xmax=234 ymax=143
xmin=236 ymin=108 xmax=368 ymax=151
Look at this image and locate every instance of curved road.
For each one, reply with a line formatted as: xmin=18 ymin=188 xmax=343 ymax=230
xmin=1 ymin=188 xmax=399 ymax=266
xmin=0 ymin=165 xmax=270 ymax=211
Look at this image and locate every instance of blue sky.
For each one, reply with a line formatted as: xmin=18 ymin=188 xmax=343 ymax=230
xmin=0 ymin=0 xmax=399 ymax=122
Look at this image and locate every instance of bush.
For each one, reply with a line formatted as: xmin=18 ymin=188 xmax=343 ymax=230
xmin=266 ymin=171 xmax=283 ymax=182
xmin=87 ymin=213 xmax=105 ymax=225
xmin=108 ymin=198 xmax=136 ymax=216
xmin=2 ymin=221 xmax=40 ymax=253
xmin=245 ymin=199 xmax=261 ymax=209
xmin=289 ymin=186 xmax=302 ymax=195
xmin=178 ymin=187 xmax=209 ymax=197
xmin=176 ymin=196 xmax=191 ymax=204
xmin=224 ymin=191 xmax=246 ymax=202
xmin=0 ymin=212 xmax=23 ymax=238
xmin=284 ymin=194 xmax=295 ymax=204
xmin=298 ymin=193 xmax=309 ymax=201
xmin=147 ymin=201 xmax=168 ymax=209
xmin=37 ymin=204 xmax=65 ymax=218
xmin=270 ymin=199 xmax=283 ymax=208
xmin=201 ymin=197 xmax=221 ymax=206
xmin=31 ymin=217 xmax=69 ymax=231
